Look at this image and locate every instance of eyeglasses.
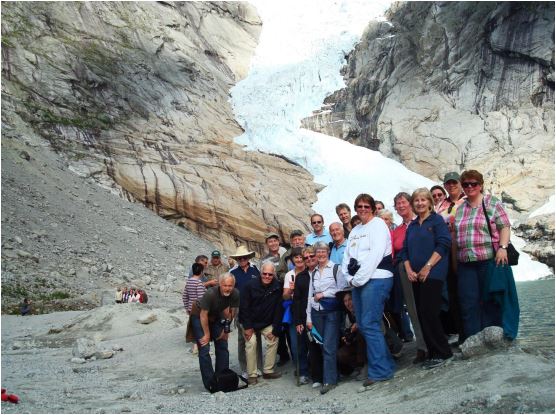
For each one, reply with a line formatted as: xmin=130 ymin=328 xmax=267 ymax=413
xmin=432 ymin=193 xmax=444 ymax=199
xmin=311 ymin=221 xmax=322 ymax=225
xmin=237 ymin=256 xmax=250 ymax=261
xmin=356 ymin=204 xmax=371 ymax=209
xmin=261 ymin=272 xmax=274 ymax=276
xmin=303 ymin=255 xmax=316 ymax=260
xmin=462 ymin=182 xmax=480 ymax=188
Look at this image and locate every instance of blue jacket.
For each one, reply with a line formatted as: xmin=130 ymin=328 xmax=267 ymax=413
xmin=230 ymin=264 xmax=260 ymax=293
xmin=400 ymin=212 xmax=451 ymax=281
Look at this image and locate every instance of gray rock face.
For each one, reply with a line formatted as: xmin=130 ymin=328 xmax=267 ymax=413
xmin=302 ymin=2 xmax=554 ymax=214
xmin=1 ymin=2 xmax=317 ymax=256
xmin=460 ymin=326 xmax=510 ymax=358
xmin=72 ymin=337 xmax=97 ymax=359
xmin=514 ymin=213 xmax=555 ymax=270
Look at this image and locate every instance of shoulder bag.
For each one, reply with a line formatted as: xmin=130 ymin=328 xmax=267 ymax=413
xmin=481 ymin=198 xmax=519 ymax=266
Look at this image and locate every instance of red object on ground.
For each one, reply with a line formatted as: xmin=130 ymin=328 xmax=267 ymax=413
xmin=7 ymin=394 xmax=19 ymax=404
xmin=1 ymin=388 xmax=19 ymax=404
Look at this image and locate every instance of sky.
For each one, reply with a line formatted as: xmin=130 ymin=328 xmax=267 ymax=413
xmin=231 ymin=0 xmax=553 ymax=281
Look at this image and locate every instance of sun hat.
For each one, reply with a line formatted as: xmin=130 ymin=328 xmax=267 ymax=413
xmin=229 ymin=245 xmax=256 ymax=260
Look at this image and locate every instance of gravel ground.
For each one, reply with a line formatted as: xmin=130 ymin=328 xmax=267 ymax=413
xmin=1 ymin=302 xmax=554 ymax=414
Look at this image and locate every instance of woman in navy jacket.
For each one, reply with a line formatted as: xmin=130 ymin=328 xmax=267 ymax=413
xmin=401 ymin=188 xmax=453 ymax=369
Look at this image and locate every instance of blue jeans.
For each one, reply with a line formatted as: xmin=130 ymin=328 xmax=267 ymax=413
xmin=288 ymin=323 xmax=309 ymax=377
xmin=352 ymin=278 xmax=395 ymax=381
xmin=190 ymin=315 xmax=229 ymax=391
xmin=311 ymin=308 xmax=340 ymax=385
xmin=457 ymin=260 xmax=502 ymax=340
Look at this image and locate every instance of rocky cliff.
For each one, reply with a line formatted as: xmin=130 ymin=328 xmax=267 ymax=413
xmin=302 ymin=2 xmax=554 ymax=215
xmin=1 ymin=1 xmax=317 ymax=255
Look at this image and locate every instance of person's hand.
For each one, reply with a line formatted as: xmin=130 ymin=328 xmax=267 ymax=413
xmin=351 ymin=323 xmax=358 ymax=333
xmin=265 ymin=332 xmax=275 ymax=341
xmin=221 ymin=306 xmax=232 ymax=320
xmin=417 ymin=266 xmax=430 ymax=282
xmin=314 ymin=292 xmax=324 ymax=302
xmin=296 ymin=324 xmax=304 ymax=334
xmin=289 ymin=281 xmax=294 ymax=290
xmin=244 ymin=328 xmax=254 ymax=341
xmin=199 ymin=334 xmax=210 ymax=347
xmin=341 ymin=336 xmax=348 ymax=344
xmin=306 ymin=322 xmax=313 ymax=331
xmin=495 ymin=248 xmax=508 ymax=266
xmin=216 ymin=330 xmax=229 ymax=341
xmin=406 ymin=266 xmax=418 ymax=282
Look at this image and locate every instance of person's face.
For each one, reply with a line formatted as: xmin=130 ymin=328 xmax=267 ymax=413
xmin=382 ymin=215 xmax=393 ymax=229
xmin=315 ymin=248 xmax=329 ymax=265
xmin=211 ymin=256 xmax=221 ymax=266
xmin=291 ymin=235 xmax=305 ymax=248
xmin=337 ymin=208 xmax=351 ymax=225
xmin=311 ymin=216 xmax=324 ymax=233
xmin=444 ymin=180 xmax=462 ymax=199
xmin=355 ymin=199 xmax=373 ymax=223
xmin=260 ymin=265 xmax=275 ymax=285
xmin=292 ymin=255 xmax=305 ymax=270
xmin=395 ymin=197 xmax=412 ymax=219
xmin=413 ymin=194 xmax=431 ymax=216
xmin=219 ymin=277 xmax=235 ymax=296
xmin=199 ymin=258 xmax=208 ymax=269
xmin=303 ymin=252 xmax=317 ymax=270
xmin=461 ymin=179 xmax=482 ymax=198
xmin=375 ymin=203 xmax=385 ymax=213
xmin=237 ymin=256 xmax=250 ymax=268
xmin=266 ymin=237 xmax=280 ymax=253
xmin=343 ymin=294 xmax=353 ymax=313
xmin=431 ymin=189 xmax=445 ymax=205
xmin=329 ymin=223 xmax=344 ymax=243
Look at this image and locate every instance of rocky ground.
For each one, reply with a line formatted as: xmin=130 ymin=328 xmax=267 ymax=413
xmin=1 ymin=301 xmax=554 ymax=414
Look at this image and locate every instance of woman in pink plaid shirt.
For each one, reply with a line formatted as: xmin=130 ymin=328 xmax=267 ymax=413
xmin=453 ymin=170 xmax=511 ymax=342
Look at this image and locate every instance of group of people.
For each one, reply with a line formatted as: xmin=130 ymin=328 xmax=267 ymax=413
xmin=115 ymin=287 xmax=148 ymax=304
xmin=183 ymin=169 xmax=519 ymax=394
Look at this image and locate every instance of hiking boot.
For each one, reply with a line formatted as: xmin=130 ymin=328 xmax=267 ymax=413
xmin=412 ymin=349 xmax=427 ymax=364
xmin=298 ymin=376 xmax=310 ymax=385
xmin=312 ymin=382 xmax=322 ymax=389
xmin=262 ymin=372 xmax=282 ymax=380
xmin=248 ymin=377 xmax=258 ymax=385
xmin=320 ymin=384 xmax=336 ymax=395
xmin=422 ymin=357 xmax=452 ymax=370
xmin=355 ymin=365 xmax=368 ymax=381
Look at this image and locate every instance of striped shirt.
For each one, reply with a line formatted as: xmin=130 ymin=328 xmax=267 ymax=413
xmin=183 ymin=277 xmax=206 ymax=313
xmin=455 ymin=194 xmax=511 ymax=263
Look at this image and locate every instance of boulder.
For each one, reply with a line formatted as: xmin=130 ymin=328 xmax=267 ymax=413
xmin=95 ymin=350 xmax=114 ymax=359
xmin=460 ymin=326 xmax=510 ymax=358
xmin=72 ymin=337 xmax=97 ymax=359
xmin=137 ymin=312 xmax=157 ymax=325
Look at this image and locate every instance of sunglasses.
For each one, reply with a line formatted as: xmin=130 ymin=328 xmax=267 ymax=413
xmin=356 ymin=204 xmax=371 ymax=209
xmin=303 ymin=255 xmax=316 ymax=260
xmin=261 ymin=272 xmax=274 ymax=276
xmin=237 ymin=256 xmax=250 ymax=261
xmin=462 ymin=182 xmax=480 ymax=188
xmin=432 ymin=193 xmax=444 ymax=199
xmin=311 ymin=221 xmax=322 ymax=225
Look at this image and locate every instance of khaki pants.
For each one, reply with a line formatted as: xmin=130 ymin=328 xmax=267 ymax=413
xmin=238 ymin=323 xmax=262 ymax=372
xmin=245 ymin=325 xmax=278 ymax=378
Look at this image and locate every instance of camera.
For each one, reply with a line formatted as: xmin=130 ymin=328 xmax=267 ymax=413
xmin=347 ymin=258 xmax=360 ymax=276
xmin=220 ymin=319 xmax=232 ymax=333
xmin=343 ymin=327 xmax=357 ymax=344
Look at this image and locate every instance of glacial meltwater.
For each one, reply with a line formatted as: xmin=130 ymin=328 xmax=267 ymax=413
xmin=516 ymin=278 xmax=555 ymax=357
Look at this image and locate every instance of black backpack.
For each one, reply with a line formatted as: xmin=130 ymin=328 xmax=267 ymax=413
xmin=208 ymin=369 xmax=248 ymax=393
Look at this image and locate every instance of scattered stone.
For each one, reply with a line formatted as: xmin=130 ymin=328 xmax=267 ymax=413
xmin=143 ymin=276 xmax=152 ymax=285
xmin=72 ymin=337 xmax=97 ymax=359
xmin=19 ymin=150 xmax=31 ymax=161
xmin=177 ymin=388 xmax=186 ymax=394
xmin=214 ymin=391 xmax=226 ymax=400
xmin=465 ymin=384 xmax=476 ymax=392
xmin=14 ymin=236 xmax=22 ymax=244
xmin=461 ymin=326 xmax=509 ymax=358
xmin=121 ymin=407 xmax=132 ymax=413
xmin=71 ymin=357 xmax=87 ymax=364
xmin=112 ymin=345 xmax=124 ymax=352
xmin=96 ymin=350 xmax=114 ymax=359
xmin=76 ymin=267 xmax=90 ymax=280
xmin=122 ymin=226 xmax=138 ymax=234
xmin=137 ymin=312 xmax=157 ymax=324
xmin=487 ymin=394 xmax=502 ymax=407
xmin=16 ymin=249 xmax=31 ymax=258
xmin=155 ymin=404 xmax=164 ymax=410
xmin=48 ymin=327 xmax=64 ymax=334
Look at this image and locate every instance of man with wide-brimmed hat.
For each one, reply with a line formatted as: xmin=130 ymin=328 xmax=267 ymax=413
xmin=229 ymin=245 xmax=263 ymax=377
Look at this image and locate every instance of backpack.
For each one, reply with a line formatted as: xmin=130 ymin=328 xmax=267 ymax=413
xmin=208 ymin=369 xmax=248 ymax=393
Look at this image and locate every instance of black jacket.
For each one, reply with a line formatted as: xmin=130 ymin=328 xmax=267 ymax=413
xmin=293 ymin=269 xmax=311 ymax=326
xmin=239 ymin=277 xmax=283 ymax=336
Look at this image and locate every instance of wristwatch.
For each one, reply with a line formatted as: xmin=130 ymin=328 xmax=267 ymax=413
xmin=499 ymin=245 xmax=508 ymax=249
xmin=426 ymin=262 xmax=433 ymax=268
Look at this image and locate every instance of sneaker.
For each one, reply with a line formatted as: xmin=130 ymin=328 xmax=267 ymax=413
xmin=422 ymin=357 xmax=452 ymax=370
xmin=320 ymin=384 xmax=336 ymax=395
xmin=312 ymin=382 xmax=322 ymax=389
xmin=241 ymin=371 xmax=248 ymax=379
xmin=298 ymin=376 xmax=310 ymax=385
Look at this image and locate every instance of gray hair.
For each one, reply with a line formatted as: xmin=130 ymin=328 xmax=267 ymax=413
xmin=378 ymin=209 xmax=394 ymax=220
xmin=313 ymin=241 xmax=330 ymax=253
xmin=260 ymin=261 xmax=276 ymax=273
xmin=219 ymin=272 xmax=235 ymax=284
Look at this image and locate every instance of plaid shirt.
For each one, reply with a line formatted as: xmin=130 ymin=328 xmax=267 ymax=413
xmin=455 ymin=194 xmax=511 ymax=262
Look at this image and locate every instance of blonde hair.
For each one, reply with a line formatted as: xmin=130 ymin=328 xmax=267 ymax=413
xmin=410 ymin=188 xmax=434 ymax=213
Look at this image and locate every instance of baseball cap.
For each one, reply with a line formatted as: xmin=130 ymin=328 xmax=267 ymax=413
xmin=211 ymin=250 xmax=221 ymax=257
xmin=443 ymin=172 xmax=460 ymax=183
xmin=265 ymin=232 xmax=280 ymax=241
